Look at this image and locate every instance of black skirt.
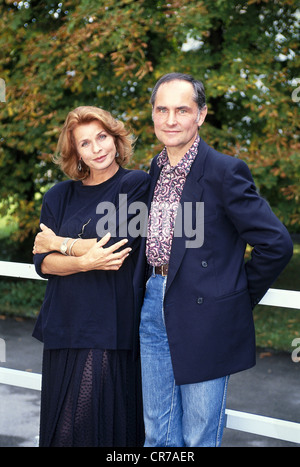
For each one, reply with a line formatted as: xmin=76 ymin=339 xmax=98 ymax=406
xmin=39 ymin=348 xmax=145 ymax=447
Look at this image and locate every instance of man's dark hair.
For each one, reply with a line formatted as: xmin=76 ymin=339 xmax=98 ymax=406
xmin=150 ymin=73 xmax=206 ymax=110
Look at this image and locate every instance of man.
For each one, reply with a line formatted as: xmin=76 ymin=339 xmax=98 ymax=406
xmin=138 ymin=73 xmax=293 ymax=447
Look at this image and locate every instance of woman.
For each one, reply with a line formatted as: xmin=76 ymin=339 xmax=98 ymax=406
xmin=33 ymin=106 xmax=150 ymax=447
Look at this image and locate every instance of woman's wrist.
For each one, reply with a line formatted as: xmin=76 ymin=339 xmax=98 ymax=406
xmin=68 ymin=238 xmax=80 ymax=256
xmin=53 ymin=236 xmax=65 ymax=252
xmin=77 ymin=254 xmax=88 ymax=273
xmin=48 ymin=236 xmax=96 ymax=257
xmin=56 ymin=237 xmax=82 ymax=256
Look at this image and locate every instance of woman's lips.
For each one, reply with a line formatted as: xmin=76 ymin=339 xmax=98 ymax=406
xmin=94 ymin=155 xmax=107 ymax=162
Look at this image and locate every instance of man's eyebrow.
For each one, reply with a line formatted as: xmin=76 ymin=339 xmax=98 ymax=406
xmin=155 ymin=105 xmax=192 ymax=110
xmin=177 ymin=105 xmax=192 ymax=110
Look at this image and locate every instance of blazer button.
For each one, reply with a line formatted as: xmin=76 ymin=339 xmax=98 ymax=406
xmin=196 ymin=297 xmax=204 ymax=305
xmin=201 ymin=261 xmax=208 ymax=268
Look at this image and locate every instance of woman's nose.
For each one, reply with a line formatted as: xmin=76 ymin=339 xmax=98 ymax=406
xmin=92 ymin=140 xmax=102 ymax=153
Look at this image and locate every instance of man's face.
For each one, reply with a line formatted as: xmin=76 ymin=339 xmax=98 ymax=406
xmin=152 ymin=80 xmax=207 ymax=159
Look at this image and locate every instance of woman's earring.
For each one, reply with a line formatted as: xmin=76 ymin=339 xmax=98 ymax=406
xmin=78 ymin=159 xmax=82 ymax=172
xmin=115 ymin=152 xmax=119 ymax=158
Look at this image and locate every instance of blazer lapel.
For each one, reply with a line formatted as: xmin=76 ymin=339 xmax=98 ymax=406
xmin=165 ymin=139 xmax=209 ymax=294
xmin=137 ymin=157 xmax=162 ymax=276
xmin=148 ymin=157 xmax=161 ymax=206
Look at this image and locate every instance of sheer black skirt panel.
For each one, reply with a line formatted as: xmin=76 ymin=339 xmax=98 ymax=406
xmin=39 ymin=348 xmax=144 ymax=447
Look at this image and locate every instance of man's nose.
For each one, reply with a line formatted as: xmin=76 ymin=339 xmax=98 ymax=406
xmin=166 ymin=110 xmax=177 ymax=125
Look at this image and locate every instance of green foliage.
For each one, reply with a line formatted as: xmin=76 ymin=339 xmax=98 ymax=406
xmin=0 ymin=0 xmax=299 ymax=251
xmin=0 ymin=279 xmax=47 ymax=318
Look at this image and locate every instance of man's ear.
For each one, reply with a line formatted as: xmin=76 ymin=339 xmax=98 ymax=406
xmin=197 ymin=105 xmax=208 ymax=127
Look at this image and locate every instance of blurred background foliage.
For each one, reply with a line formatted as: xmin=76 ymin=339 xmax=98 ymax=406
xmin=0 ymin=0 xmax=299 ymax=257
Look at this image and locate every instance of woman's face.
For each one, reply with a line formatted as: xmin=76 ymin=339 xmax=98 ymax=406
xmin=73 ymin=120 xmax=119 ymax=182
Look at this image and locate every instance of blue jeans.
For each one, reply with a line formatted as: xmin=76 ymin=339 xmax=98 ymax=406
xmin=139 ymin=272 xmax=229 ymax=447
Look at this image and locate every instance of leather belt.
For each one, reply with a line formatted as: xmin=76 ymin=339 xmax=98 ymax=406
xmin=154 ymin=264 xmax=169 ymax=276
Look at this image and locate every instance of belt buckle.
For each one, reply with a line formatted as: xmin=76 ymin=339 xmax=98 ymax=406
xmin=161 ymin=264 xmax=168 ymax=276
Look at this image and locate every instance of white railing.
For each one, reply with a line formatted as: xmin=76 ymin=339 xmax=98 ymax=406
xmin=0 ymin=260 xmax=299 ymax=444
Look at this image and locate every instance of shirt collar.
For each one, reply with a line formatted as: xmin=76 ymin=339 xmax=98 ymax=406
xmin=157 ymin=135 xmax=200 ymax=176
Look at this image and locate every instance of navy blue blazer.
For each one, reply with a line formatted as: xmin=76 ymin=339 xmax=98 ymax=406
xmin=134 ymin=138 xmax=293 ymax=385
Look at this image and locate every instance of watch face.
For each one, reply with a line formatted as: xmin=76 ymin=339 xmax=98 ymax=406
xmin=61 ymin=239 xmax=69 ymax=254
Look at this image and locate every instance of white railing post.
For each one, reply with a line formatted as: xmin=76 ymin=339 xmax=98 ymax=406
xmin=0 ymin=261 xmax=46 ymax=280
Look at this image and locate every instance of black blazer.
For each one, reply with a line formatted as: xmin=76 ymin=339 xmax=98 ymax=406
xmin=134 ymin=138 xmax=293 ymax=385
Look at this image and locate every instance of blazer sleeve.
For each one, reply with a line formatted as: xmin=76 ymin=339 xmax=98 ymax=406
xmin=222 ymin=158 xmax=293 ymax=307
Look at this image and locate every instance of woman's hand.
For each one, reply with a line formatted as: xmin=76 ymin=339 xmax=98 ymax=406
xmin=39 ymin=232 xmax=132 ymax=276
xmin=80 ymin=233 xmax=132 ymax=271
xmin=33 ymin=223 xmax=58 ymax=254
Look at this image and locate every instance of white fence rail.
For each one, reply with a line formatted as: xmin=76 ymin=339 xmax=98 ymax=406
xmin=0 ymin=260 xmax=300 ymax=444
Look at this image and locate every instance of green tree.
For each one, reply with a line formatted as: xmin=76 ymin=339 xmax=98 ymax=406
xmin=0 ymin=0 xmax=299 ymax=261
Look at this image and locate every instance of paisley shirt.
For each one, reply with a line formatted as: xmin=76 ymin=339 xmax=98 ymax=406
xmin=146 ymin=136 xmax=200 ymax=266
